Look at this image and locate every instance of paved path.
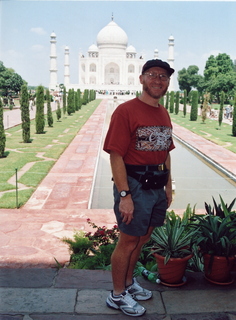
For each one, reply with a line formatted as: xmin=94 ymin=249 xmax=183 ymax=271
xmin=1 ymin=98 xmax=236 ymax=319
xmin=0 ymin=268 xmax=236 ymax=320
xmin=0 ymin=98 xmax=236 ymax=268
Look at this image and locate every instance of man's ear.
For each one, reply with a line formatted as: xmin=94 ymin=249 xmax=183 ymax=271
xmin=139 ymin=75 xmax=143 ymax=84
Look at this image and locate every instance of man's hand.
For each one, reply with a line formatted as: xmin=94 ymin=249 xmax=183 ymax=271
xmin=119 ymin=196 xmax=134 ymax=225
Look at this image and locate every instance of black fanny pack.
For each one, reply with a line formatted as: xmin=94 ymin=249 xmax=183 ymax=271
xmin=125 ymin=164 xmax=169 ymax=190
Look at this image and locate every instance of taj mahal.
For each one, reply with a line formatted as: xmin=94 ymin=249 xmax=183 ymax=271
xmin=49 ymin=16 xmax=175 ymax=93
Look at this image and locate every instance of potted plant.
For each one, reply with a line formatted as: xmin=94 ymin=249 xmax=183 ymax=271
xmin=150 ymin=205 xmax=197 ymax=286
xmin=191 ymin=196 xmax=236 ymax=285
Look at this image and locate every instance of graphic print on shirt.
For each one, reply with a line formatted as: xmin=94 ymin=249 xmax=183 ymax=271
xmin=136 ymin=126 xmax=172 ymax=151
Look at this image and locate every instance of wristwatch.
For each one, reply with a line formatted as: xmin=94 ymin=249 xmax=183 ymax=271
xmin=120 ymin=190 xmax=131 ymax=197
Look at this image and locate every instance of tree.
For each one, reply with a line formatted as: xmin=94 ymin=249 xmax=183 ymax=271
xmin=67 ymin=89 xmax=73 ymax=115
xmin=0 ymin=61 xmax=24 ymax=96
xmin=201 ymin=93 xmax=210 ymax=124
xmin=56 ymin=100 xmax=61 ymax=121
xmin=20 ymin=84 xmax=31 ymax=143
xmin=35 ymin=85 xmax=45 ymax=134
xmin=178 ymin=65 xmax=203 ymax=95
xmin=63 ymin=87 xmax=67 ymax=115
xmin=0 ymin=98 xmax=6 ymax=157
xmin=204 ymin=53 xmax=236 ymax=102
xmin=46 ymin=89 xmax=53 ymax=127
xmin=183 ymin=89 xmax=187 ymax=117
xmin=232 ymin=95 xmax=236 ymax=137
xmin=169 ymin=91 xmax=175 ymax=113
xmin=165 ymin=91 xmax=169 ymax=110
xmin=218 ymin=91 xmax=225 ymax=128
xmin=190 ymin=91 xmax=198 ymax=121
xmin=77 ymin=89 xmax=82 ymax=110
xmin=175 ymin=91 xmax=179 ymax=115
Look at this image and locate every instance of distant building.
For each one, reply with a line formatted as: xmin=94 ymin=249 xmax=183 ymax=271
xmin=49 ymin=17 xmax=175 ymax=93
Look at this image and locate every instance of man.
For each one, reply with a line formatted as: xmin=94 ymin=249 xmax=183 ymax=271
xmin=103 ymin=59 xmax=175 ymax=317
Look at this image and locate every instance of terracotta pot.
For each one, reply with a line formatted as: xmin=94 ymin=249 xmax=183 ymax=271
xmin=203 ymin=254 xmax=235 ymax=283
xmin=153 ymin=252 xmax=193 ymax=285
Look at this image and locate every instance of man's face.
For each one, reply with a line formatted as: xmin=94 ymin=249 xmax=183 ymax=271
xmin=139 ymin=67 xmax=170 ymax=100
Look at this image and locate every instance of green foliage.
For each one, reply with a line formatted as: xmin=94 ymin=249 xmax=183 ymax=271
xmin=174 ymin=91 xmax=180 ymax=115
xmin=178 ymin=65 xmax=204 ymax=95
xmin=165 ymin=91 xmax=169 ymax=110
xmin=183 ymin=89 xmax=187 ymax=117
xmin=0 ymin=98 xmax=6 ymax=157
xmin=218 ymin=91 xmax=225 ymax=127
xmin=63 ymin=220 xmax=119 ymax=270
xmin=56 ymin=101 xmax=61 ymax=121
xmin=67 ymin=89 xmax=74 ymax=115
xmin=190 ymin=91 xmax=198 ymax=121
xmin=35 ymin=85 xmax=45 ymax=134
xmin=232 ymin=95 xmax=236 ymax=137
xmin=63 ymin=87 xmax=67 ymax=115
xmin=20 ymin=84 xmax=31 ymax=143
xmin=191 ymin=196 xmax=236 ymax=257
xmin=204 ymin=53 xmax=236 ymax=102
xmin=46 ymin=89 xmax=53 ymax=127
xmin=0 ymin=61 xmax=25 ymax=96
xmin=150 ymin=206 xmax=197 ymax=264
xmin=169 ymin=91 xmax=175 ymax=113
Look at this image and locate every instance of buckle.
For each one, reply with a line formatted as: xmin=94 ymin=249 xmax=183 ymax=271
xmin=158 ymin=164 xmax=165 ymax=171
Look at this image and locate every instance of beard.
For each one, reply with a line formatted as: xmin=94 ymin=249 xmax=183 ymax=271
xmin=142 ymin=82 xmax=168 ymax=100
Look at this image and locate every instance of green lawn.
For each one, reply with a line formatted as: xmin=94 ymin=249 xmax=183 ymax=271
xmin=170 ymin=110 xmax=236 ymax=154
xmin=0 ymin=100 xmax=101 ymax=208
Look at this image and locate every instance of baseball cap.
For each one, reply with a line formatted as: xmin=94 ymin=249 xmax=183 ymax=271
xmin=142 ymin=59 xmax=175 ymax=76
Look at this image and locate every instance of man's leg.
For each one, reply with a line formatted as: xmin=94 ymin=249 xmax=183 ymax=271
xmin=111 ymin=230 xmax=140 ymax=295
xmin=125 ymin=226 xmax=154 ymax=287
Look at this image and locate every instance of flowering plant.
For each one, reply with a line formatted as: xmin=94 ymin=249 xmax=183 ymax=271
xmin=85 ymin=219 xmax=119 ymax=246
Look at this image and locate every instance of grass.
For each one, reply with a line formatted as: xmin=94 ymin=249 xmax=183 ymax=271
xmin=0 ymin=100 xmax=101 ymax=208
xmin=170 ymin=109 xmax=236 ymax=154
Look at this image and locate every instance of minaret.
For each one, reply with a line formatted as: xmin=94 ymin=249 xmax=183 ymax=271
xmin=64 ymin=46 xmax=70 ymax=86
xmin=154 ymin=49 xmax=159 ymax=59
xmin=168 ymin=35 xmax=175 ymax=91
xmin=49 ymin=32 xmax=58 ymax=90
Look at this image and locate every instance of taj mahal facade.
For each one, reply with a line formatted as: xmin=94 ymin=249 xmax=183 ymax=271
xmin=49 ymin=17 xmax=175 ymax=94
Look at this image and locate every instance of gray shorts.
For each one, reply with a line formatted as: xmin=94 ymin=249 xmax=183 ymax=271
xmin=113 ymin=175 xmax=167 ymax=237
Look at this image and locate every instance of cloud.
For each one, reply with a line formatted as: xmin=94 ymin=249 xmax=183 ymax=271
xmin=30 ymin=27 xmax=46 ymax=36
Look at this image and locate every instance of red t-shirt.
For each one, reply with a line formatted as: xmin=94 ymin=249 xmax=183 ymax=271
xmin=103 ymin=97 xmax=175 ymax=165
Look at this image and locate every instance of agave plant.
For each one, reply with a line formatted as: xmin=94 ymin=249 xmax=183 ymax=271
xmin=150 ymin=206 xmax=197 ymax=264
xmin=205 ymin=195 xmax=236 ymax=219
xmin=190 ymin=213 xmax=236 ymax=257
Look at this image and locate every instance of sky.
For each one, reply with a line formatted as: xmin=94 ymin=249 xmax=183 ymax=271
xmin=0 ymin=0 xmax=236 ymax=88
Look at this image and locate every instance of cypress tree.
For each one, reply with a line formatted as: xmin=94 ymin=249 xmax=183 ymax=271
xmin=169 ymin=91 xmax=175 ymax=113
xmin=63 ymin=87 xmax=67 ymax=115
xmin=0 ymin=98 xmax=6 ymax=158
xmin=183 ymin=89 xmax=187 ymax=117
xmin=56 ymin=100 xmax=61 ymax=121
xmin=159 ymin=96 xmax=164 ymax=106
xmin=218 ymin=91 xmax=225 ymax=128
xmin=77 ymin=89 xmax=82 ymax=110
xmin=165 ymin=91 xmax=169 ymax=110
xmin=35 ymin=85 xmax=45 ymax=134
xmin=175 ymin=91 xmax=179 ymax=115
xmin=46 ymin=89 xmax=53 ymax=127
xmin=67 ymin=89 xmax=73 ymax=115
xmin=190 ymin=91 xmax=198 ymax=121
xmin=232 ymin=95 xmax=236 ymax=137
xmin=20 ymin=84 xmax=31 ymax=143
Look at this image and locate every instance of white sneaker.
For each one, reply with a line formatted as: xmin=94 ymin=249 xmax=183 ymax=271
xmin=127 ymin=277 xmax=152 ymax=301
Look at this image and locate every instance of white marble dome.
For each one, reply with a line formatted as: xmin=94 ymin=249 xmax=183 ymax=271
xmin=97 ymin=20 xmax=128 ymax=48
xmin=88 ymin=44 xmax=98 ymax=52
xmin=126 ymin=45 xmax=136 ymax=53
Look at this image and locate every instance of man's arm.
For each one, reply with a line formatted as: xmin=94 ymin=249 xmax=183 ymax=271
xmin=165 ymin=153 xmax=172 ymax=208
xmin=110 ymin=150 xmax=134 ymax=225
